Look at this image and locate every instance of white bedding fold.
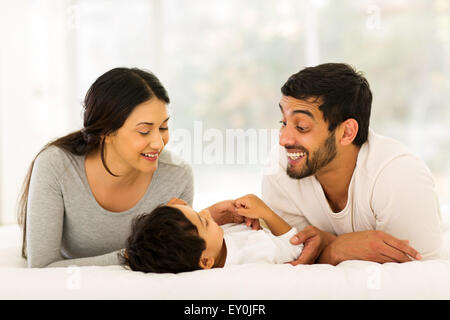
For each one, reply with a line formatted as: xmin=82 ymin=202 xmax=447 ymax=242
xmin=1 ymin=224 xmax=449 ymax=299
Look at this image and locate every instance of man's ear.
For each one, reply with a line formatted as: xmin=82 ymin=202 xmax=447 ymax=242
xmin=199 ymin=254 xmax=215 ymax=269
xmin=339 ymin=118 xmax=358 ymax=146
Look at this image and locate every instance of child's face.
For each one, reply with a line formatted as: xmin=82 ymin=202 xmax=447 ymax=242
xmin=170 ymin=204 xmax=224 ymax=266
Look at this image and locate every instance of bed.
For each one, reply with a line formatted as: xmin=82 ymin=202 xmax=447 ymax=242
xmin=1 ymin=224 xmax=450 ymax=300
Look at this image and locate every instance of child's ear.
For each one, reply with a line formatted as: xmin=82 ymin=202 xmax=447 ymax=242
xmin=199 ymin=255 xmax=215 ymax=269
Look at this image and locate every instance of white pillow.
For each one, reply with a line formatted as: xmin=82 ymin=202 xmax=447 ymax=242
xmin=0 ymin=225 xmax=27 ymax=268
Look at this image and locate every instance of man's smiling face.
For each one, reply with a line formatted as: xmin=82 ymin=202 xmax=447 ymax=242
xmin=278 ymin=95 xmax=338 ymax=179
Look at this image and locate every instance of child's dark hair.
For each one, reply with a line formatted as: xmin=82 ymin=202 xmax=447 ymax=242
xmin=122 ymin=205 xmax=206 ymax=273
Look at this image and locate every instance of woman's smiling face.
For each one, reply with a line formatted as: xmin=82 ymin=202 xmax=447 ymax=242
xmin=104 ymin=98 xmax=170 ymax=175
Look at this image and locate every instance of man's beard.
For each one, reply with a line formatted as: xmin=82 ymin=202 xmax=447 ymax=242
xmin=286 ymin=130 xmax=337 ymax=180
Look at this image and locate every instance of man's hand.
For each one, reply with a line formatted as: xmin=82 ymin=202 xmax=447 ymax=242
xmin=323 ymin=230 xmax=422 ymax=265
xmin=289 ymin=226 xmax=335 ymax=265
xmin=207 ymin=200 xmax=261 ymax=230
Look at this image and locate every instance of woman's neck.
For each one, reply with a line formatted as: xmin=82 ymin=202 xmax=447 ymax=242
xmin=85 ymin=149 xmax=149 ymax=190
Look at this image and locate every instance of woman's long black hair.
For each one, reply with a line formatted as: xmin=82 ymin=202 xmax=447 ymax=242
xmin=17 ymin=67 xmax=170 ymax=259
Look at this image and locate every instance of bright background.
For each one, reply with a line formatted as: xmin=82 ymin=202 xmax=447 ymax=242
xmin=1 ymin=0 xmax=449 ymax=225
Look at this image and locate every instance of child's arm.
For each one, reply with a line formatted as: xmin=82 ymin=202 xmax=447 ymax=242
xmin=235 ymin=194 xmax=291 ymax=236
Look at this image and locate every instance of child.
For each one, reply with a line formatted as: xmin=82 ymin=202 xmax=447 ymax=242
xmin=122 ymin=194 xmax=303 ymax=273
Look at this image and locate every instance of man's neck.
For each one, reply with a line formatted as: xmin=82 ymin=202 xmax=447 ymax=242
xmin=315 ymin=145 xmax=360 ymax=212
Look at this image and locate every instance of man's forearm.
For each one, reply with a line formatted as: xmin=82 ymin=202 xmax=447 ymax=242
xmin=316 ymin=242 xmax=338 ymax=265
xmin=315 ymin=231 xmax=338 ymax=265
xmin=316 ymin=230 xmax=422 ymax=264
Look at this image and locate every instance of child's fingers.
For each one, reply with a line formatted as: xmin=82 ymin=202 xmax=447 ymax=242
xmin=234 ymin=194 xmax=256 ymax=208
xmin=234 ymin=198 xmax=248 ymax=209
xmin=247 ymin=218 xmax=261 ymax=230
xmin=236 ymin=207 xmax=257 ymax=219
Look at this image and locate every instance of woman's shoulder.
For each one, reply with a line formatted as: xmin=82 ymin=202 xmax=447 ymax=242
xmin=34 ymin=145 xmax=79 ymax=175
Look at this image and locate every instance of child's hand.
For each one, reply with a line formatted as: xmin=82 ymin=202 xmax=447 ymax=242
xmin=235 ymin=194 xmax=272 ymax=220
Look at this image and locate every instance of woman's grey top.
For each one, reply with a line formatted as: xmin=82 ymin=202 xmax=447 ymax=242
xmin=26 ymin=146 xmax=194 ymax=268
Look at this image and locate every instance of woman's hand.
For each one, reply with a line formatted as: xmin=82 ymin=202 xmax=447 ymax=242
xmin=207 ymin=199 xmax=260 ymax=230
xmin=166 ymin=197 xmax=188 ymax=206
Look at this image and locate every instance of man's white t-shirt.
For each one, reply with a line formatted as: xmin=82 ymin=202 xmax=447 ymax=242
xmin=261 ymin=130 xmax=443 ymax=259
xmin=222 ymin=224 xmax=303 ymax=266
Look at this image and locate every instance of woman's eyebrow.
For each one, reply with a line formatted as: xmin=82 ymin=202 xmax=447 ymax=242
xmin=195 ymin=212 xmax=206 ymax=228
xmin=135 ymin=116 xmax=170 ymax=126
xmin=136 ymin=122 xmax=153 ymax=126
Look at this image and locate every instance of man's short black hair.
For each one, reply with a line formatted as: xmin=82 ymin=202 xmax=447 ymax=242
xmin=122 ymin=205 xmax=206 ymax=273
xmin=281 ymin=63 xmax=372 ymax=146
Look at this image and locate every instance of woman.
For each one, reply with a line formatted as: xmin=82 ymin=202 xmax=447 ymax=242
xmin=17 ymin=67 xmax=194 ymax=267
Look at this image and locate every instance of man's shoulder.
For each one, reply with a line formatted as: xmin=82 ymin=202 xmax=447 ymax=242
xmin=364 ymin=130 xmax=412 ymax=156
xmin=358 ymin=130 xmax=418 ymax=171
xmin=357 ymin=129 xmax=432 ymax=185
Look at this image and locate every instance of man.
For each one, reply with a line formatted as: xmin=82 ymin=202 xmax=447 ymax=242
xmin=260 ymin=63 xmax=442 ymax=265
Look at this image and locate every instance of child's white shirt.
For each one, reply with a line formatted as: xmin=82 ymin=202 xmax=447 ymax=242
xmin=222 ymin=223 xmax=303 ymax=266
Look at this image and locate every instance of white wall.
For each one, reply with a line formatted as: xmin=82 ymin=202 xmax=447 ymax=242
xmin=0 ymin=0 xmax=80 ymax=224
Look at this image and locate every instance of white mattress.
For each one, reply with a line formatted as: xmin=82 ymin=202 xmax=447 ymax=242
xmin=1 ymin=224 xmax=450 ymax=299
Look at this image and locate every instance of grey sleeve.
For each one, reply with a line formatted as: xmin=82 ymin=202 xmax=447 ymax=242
xmin=46 ymin=250 xmax=122 ymax=267
xmin=178 ymin=164 xmax=194 ymax=207
xmin=26 ymin=149 xmax=65 ymax=268
xmin=26 ymin=149 xmax=122 ymax=268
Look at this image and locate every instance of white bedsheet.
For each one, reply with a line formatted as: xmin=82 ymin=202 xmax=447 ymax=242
xmin=1 ymin=224 xmax=450 ymax=299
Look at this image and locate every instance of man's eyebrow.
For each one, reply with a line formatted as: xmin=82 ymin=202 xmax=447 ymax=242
xmin=278 ymin=104 xmax=315 ymax=120
xmin=136 ymin=116 xmax=170 ymax=126
xmin=292 ymin=109 xmax=315 ymax=120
